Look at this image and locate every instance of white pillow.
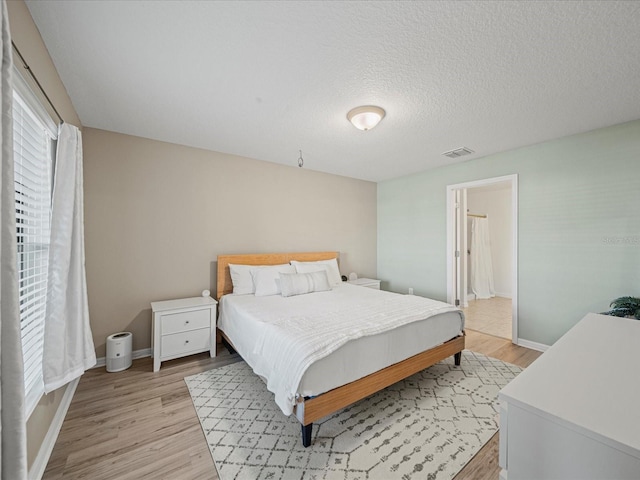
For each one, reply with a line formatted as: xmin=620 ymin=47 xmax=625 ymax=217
xmin=252 ymin=264 xmax=296 ymax=296
xmin=293 ymin=263 xmax=331 ymax=279
xmin=228 ymin=264 xmax=256 ymax=295
xmin=291 ymin=258 xmax=342 ymax=286
xmin=279 ymin=271 xmax=332 ymax=297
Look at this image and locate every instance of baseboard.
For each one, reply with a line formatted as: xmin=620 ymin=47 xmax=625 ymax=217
xmin=516 ymin=338 xmax=550 ymax=352
xmin=495 ymin=292 xmax=512 ymax=299
xmin=93 ymin=348 xmax=152 ymax=369
xmin=466 ymin=293 xmax=512 ymax=300
xmin=28 ymin=378 xmax=79 ymax=480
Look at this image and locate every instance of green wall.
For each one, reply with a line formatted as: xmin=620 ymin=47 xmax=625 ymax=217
xmin=378 ymin=120 xmax=640 ymax=346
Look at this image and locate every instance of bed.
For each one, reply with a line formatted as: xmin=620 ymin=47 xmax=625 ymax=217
xmin=216 ymin=251 xmax=465 ymax=447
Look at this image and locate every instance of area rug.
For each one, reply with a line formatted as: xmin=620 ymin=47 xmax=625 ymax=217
xmin=185 ymin=350 xmax=521 ymax=480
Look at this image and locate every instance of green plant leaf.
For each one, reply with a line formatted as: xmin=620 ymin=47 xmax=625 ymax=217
xmin=605 ymin=308 xmax=633 ymax=317
xmin=610 ymin=296 xmax=640 ymax=308
xmin=603 ymin=297 xmax=640 ymax=319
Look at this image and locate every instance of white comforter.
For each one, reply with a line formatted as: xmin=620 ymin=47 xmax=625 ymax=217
xmin=218 ymin=284 xmax=462 ymax=415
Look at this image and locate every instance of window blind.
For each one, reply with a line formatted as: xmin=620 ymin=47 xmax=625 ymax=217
xmin=12 ymin=75 xmax=57 ymax=417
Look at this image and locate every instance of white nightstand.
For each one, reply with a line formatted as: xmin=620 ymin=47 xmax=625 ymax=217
xmin=151 ymin=296 xmax=217 ymax=372
xmin=347 ymin=278 xmax=381 ymax=289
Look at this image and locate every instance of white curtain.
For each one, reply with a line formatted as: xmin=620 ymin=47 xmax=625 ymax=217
xmin=42 ymin=123 xmax=96 ymax=393
xmin=470 ymin=217 xmax=495 ymax=300
xmin=0 ymin=0 xmax=28 ymax=477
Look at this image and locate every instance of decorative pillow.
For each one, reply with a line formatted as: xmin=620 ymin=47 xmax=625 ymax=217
xmin=291 ymin=258 xmax=342 ymax=286
xmin=279 ymin=271 xmax=332 ymax=298
xmin=252 ymin=264 xmax=296 ymax=297
xmin=228 ymin=264 xmax=257 ymax=295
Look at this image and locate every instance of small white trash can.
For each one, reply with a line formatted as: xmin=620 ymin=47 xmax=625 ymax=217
xmin=106 ymin=332 xmax=133 ymax=372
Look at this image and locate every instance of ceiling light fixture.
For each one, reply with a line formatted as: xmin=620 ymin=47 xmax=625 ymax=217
xmin=347 ymin=105 xmax=385 ymax=131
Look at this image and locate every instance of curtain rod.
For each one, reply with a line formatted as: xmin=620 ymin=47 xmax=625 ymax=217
xmin=467 ymin=213 xmax=487 ymax=218
xmin=11 ymin=40 xmax=64 ymax=124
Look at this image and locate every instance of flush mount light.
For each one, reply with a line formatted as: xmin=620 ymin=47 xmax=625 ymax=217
xmin=347 ymin=105 xmax=385 ymax=131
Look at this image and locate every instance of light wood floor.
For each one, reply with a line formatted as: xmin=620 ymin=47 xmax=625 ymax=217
xmin=43 ymin=332 xmax=541 ymax=480
xmin=454 ymin=331 xmax=542 ymax=480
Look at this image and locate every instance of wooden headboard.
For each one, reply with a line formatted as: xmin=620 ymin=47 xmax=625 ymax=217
xmin=216 ymin=251 xmax=339 ymax=300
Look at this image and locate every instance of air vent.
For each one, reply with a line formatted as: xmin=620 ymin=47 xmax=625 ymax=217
xmin=442 ymin=147 xmax=474 ymax=159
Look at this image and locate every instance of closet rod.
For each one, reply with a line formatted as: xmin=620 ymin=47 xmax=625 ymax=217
xmin=11 ymin=41 xmax=64 ymax=124
xmin=467 ymin=213 xmax=487 ymax=218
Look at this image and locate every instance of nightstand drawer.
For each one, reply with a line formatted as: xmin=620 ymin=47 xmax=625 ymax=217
xmin=161 ymin=328 xmax=210 ymax=357
xmin=161 ymin=309 xmax=210 ymax=335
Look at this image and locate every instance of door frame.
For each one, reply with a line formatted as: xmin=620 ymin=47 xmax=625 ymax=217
xmin=446 ymin=174 xmax=519 ymax=343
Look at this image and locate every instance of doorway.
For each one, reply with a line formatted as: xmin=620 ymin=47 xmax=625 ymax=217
xmin=446 ymin=175 xmax=518 ymax=343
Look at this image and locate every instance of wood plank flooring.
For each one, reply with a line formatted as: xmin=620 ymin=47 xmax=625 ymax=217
xmin=42 ymin=331 xmax=541 ymax=480
xmin=454 ymin=330 xmax=542 ymax=480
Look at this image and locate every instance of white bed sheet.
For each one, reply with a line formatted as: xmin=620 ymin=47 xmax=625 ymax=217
xmin=218 ymin=283 xmax=464 ymax=415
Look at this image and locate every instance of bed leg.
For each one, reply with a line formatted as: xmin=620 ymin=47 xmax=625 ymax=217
xmin=221 ymin=337 xmax=237 ymax=355
xmin=301 ymin=423 xmax=312 ymax=447
xmin=454 ymin=351 xmax=462 ymax=366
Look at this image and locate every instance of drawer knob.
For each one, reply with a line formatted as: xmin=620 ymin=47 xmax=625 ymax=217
xmin=185 ymin=340 xmax=189 ymax=344
xmin=185 ymin=320 xmax=190 ymax=324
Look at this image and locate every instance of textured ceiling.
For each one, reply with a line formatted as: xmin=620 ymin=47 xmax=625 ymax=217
xmin=25 ymin=1 xmax=640 ymax=182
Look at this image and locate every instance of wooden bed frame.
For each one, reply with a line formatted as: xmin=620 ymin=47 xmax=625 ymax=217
xmin=216 ymin=252 xmax=465 ymax=447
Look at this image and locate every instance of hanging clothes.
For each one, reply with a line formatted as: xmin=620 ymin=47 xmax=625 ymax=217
xmin=470 ymin=217 xmax=495 ymax=299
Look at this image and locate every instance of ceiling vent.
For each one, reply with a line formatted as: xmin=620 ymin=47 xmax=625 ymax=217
xmin=442 ymin=147 xmax=474 ymax=159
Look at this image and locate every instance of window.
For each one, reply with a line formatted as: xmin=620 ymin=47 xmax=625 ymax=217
xmin=12 ymin=70 xmax=58 ymax=417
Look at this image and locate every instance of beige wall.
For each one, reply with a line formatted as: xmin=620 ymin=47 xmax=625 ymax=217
xmin=7 ymin=0 xmax=80 ymax=128
xmin=7 ymin=0 xmax=83 ymax=470
xmin=83 ymin=128 xmax=377 ymax=357
xmin=8 ymin=1 xmax=375 ymax=468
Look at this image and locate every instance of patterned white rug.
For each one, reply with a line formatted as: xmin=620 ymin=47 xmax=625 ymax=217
xmin=185 ymin=350 xmax=521 ymax=480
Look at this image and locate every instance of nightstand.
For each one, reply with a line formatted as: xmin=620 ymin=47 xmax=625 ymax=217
xmin=151 ymin=296 xmax=217 ymax=372
xmin=347 ymin=277 xmax=381 ymax=289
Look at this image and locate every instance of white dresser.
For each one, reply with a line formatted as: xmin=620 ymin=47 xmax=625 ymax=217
xmin=151 ymin=296 xmax=217 ymax=372
xmin=499 ymin=313 xmax=640 ymax=479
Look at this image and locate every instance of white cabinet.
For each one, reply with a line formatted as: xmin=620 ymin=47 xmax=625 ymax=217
xmin=498 ymin=313 xmax=640 ymax=479
xmin=151 ymin=296 xmax=217 ymax=372
xmin=348 ymin=277 xmax=381 ymax=289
